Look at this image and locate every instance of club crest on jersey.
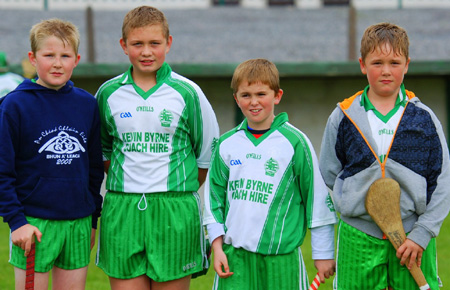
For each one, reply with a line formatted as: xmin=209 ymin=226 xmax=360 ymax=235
xmin=264 ymin=158 xmax=279 ymax=177
xmin=211 ymin=137 xmax=218 ymax=153
xmin=326 ymin=194 xmax=336 ymax=212
xmin=159 ymin=109 xmax=173 ymax=127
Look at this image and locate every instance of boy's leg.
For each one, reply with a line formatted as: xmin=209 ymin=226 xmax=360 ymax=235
xmin=51 ymin=266 xmax=88 ymax=290
xmin=11 ymin=216 xmax=91 ymax=290
xmin=214 ymin=244 xmax=306 ymax=290
xmin=151 ymin=275 xmax=191 ymax=290
xmin=14 ymin=267 xmax=49 ymax=290
xmin=109 ymin=275 xmax=151 ymax=290
xmin=96 ymin=192 xmax=147 ymax=279
xmin=335 ymin=221 xmax=390 ymax=289
xmin=213 ymin=244 xmax=258 ymax=290
xmin=265 ymin=247 xmax=308 ymax=290
xmin=145 ymin=192 xmax=206 ymax=281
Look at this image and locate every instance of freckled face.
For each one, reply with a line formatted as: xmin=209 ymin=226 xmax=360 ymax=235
xmin=28 ymin=35 xmax=80 ymax=90
xmin=120 ymin=24 xmax=172 ymax=80
xmin=234 ymin=81 xmax=283 ymax=130
xmin=359 ymin=43 xmax=410 ymax=101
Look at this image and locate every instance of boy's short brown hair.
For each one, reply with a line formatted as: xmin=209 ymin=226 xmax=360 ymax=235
xmin=231 ymin=59 xmax=280 ymax=94
xmin=122 ymin=6 xmax=170 ymax=43
xmin=29 ymin=18 xmax=80 ymax=55
xmin=360 ymin=22 xmax=409 ymax=62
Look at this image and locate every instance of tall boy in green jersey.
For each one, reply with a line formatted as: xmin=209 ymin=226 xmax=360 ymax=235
xmin=95 ymin=6 xmax=219 ymax=290
xmin=203 ymin=59 xmax=338 ymax=289
xmin=320 ymin=23 xmax=450 ymax=290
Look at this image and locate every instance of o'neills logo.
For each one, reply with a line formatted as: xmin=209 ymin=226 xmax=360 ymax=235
xmin=246 ymin=153 xmax=261 ymax=160
xmin=136 ymin=106 xmax=154 ymax=112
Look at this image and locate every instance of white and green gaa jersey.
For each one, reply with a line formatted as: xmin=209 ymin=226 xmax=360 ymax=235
xmin=360 ymin=84 xmax=408 ymax=162
xmin=204 ymin=113 xmax=337 ymax=255
xmin=96 ymin=63 xmax=219 ymax=193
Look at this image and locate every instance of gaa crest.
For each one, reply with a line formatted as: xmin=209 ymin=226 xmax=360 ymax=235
xmin=159 ymin=109 xmax=173 ymax=127
xmin=264 ymin=158 xmax=279 ymax=177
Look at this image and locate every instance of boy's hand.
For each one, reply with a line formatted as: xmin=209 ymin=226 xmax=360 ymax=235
xmin=396 ymin=238 xmax=424 ymax=269
xmin=11 ymin=224 xmax=42 ymax=256
xmin=212 ymin=236 xmax=234 ymax=278
xmin=314 ymin=259 xmax=335 ymax=283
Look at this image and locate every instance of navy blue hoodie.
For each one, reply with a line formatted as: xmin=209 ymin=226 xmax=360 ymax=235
xmin=0 ymin=79 xmax=104 ymax=232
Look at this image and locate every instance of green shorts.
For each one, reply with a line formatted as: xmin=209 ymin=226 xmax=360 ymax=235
xmin=213 ymin=244 xmax=309 ymax=290
xmin=96 ymin=191 xmax=208 ymax=281
xmin=9 ymin=216 xmax=91 ymax=272
xmin=335 ymin=220 xmax=441 ymax=290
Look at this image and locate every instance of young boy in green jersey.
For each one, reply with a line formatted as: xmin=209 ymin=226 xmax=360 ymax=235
xmin=0 ymin=51 xmax=24 ymax=98
xmin=203 ymin=58 xmax=338 ymax=289
xmin=320 ymin=22 xmax=450 ymax=289
xmin=95 ymin=6 xmax=219 ymax=290
xmin=0 ymin=18 xmax=104 ymax=289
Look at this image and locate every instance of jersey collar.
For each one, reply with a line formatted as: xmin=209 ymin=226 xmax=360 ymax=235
xmin=360 ymin=83 xmax=407 ymax=122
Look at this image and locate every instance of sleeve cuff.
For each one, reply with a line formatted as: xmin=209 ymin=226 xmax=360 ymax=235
xmin=407 ymin=225 xmax=432 ymax=250
xmin=311 ymin=224 xmax=335 ymax=260
xmin=206 ymin=222 xmax=225 ymax=245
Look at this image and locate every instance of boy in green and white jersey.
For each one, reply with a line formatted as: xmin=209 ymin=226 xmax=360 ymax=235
xmin=95 ymin=6 xmax=219 ymax=290
xmin=203 ymin=59 xmax=338 ymax=289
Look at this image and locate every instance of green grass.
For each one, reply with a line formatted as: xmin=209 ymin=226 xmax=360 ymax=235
xmin=1 ymin=218 xmax=450 ymax=289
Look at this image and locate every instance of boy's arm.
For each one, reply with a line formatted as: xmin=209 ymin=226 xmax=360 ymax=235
xmin=319 ymin=108 xmax=343 ymax=190
xmin=202 ymin=145 xmax=228 ymax=226
xmin=0 ymin=106 xmax=43 ymax=255
xmin=396 ymin=238 xmax=424 ymax=270
xmin=296 ymin=131 xmax=337 ymax=282
xmin=104 ymin=160 xmax=111 ymax=174
xmin=0 ymin=105 xmax=29 ymax=232
xmin=198 ymin=168 xmax=208 ymax=187
xmin=311 ymin=225 xmax=336 ymax=283
xmin=297 ymin=131 xmax=338 ymax=229
xmin=95 ymin=90 xmax=113 ymax=166
xmin=211 ymin=236 xmax=234 ymax=278
xmin=188 ymin=86 xmax=219 ymax=171
xmin=88 ymin=103 xmax=105 ymax=229
xmin=406 ymin=112 xmax=450 ymax=250
xmin=11 ymin=224 xmax=42 ymax=256
xmin=90 ymin=228 xmax=96 ymax=250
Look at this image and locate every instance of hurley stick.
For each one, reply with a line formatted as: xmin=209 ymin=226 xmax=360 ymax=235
xmin=25 ymin=242 xmax=36 ymax=290
xmin=308 ymin=273 xmax=321 ymax=290
xmin=365 ymin=178 xmax=430 ymax=290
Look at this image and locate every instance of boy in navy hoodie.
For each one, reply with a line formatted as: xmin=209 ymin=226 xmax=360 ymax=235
xmin=0 ymin=18 xmax=103 ymax=289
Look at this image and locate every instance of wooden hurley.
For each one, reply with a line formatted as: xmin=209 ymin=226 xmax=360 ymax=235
xmin=365 ymin=178 xmax=430 ymax=290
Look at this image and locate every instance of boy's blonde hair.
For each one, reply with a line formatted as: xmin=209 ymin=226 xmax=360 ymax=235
xmin=231 ymin=59 xmax=280 ymax=94
xmin=360 ymin=22 xmax=409 ymax=62
xmin=29 ymin=18 xmax=80 ymax=55
xmin=122 ymin=6 xmax=170 ymax=43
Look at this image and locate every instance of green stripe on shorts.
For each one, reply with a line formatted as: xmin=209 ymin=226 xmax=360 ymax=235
xmin=97 ymin=191 xmax=206 ymax=281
